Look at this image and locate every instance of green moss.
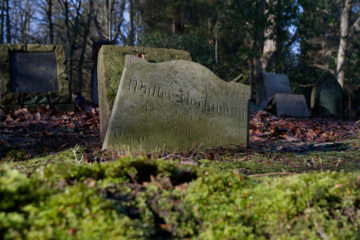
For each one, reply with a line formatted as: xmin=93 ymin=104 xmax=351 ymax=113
xmin=2 ymin=139 xmax=360 ymax=238
xmin=99 ymin=45 xmax=191 ymax=108
xmin=0 ymin=153 xmax=360 ymax=239
xmin=4 ymin=150 xmax=27 ymax=162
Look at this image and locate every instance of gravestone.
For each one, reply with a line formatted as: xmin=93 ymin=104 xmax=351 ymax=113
xmin=311 ymin=72 xmax=343 ymax=118
xmin=97 ymin=45 xmax=192 ymax=141
xmin=102 ymin=55 xmax=250 ymax=153
xmin=91 ymin=40 xmax=116 ymax=105
xmin=266 ymin=93 xmax=309 ymax=117
xmin=259 ymin=72 xmax=292 ymax=108
xmin=0 ymin=44 xmax=71 ymax=110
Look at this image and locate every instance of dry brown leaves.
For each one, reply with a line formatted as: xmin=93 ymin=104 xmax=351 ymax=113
xmin=0 ymin=106 xmax=100 ymax=159
xmin=250 ymin=111 xmax=359 ymax=144
xmin=1 ymin=107 xmax=359 ymax=161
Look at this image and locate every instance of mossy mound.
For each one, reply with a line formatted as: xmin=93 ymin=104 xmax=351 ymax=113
xmin=1 ymin=154 xmax=360 ymax=239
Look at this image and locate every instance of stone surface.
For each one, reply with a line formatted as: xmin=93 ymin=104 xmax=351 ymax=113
xmin=97 ymin=45 xmax=192 ymax=141
xmin=266 ymin=93 xmax=309 ymax=117
xmin=259 ymin=72 xmax=292 ymax=108
xmin=311 ymin=72 xmax=343 ymax=118
xmin=0 ymin=44 xmax=71 ymax=108
xmin=10 ymin=52 xmax=58 ymax=92
xmin=102 ymin=55 xmax=250 ymax=153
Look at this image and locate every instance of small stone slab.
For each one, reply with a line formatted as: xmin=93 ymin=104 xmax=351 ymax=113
xmin=311 ymin=72 xmax=343 ymax=118
xmin=102 ymin=55 xmax=250 ymax=153
xmin=97 ymin=45 xmax=192 ymax=141
xmin=259 ymin=72 xmax=292 ymax=108
xmin=0 ymin=44 xmax=71 ymax=108
xmin=266 ymin=93 xmax=309 ymax=117
xmin=10 ymin=52 xmax=58 ymax=92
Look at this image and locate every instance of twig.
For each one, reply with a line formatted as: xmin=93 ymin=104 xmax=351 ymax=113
xmin=72 ymin=144 xmax=83 ymax=164
xmin=248 ymin=172 xmax=295 ymax=178
xmin=162 ymin=154 xmax=192 ymax=161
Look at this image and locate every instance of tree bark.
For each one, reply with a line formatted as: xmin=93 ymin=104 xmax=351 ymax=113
xmin=105 ymin=0 xmax=114 ymax=40
xmin=337 ymin=0 xmax=352 ymax=89
xmin=46 ymin=0 xmax=54 ymax=44
xmin=0 ymin=0 xmax=5 ymax=44
xmin=5 ymin=0 xmax=10 ymax=43
xmin=214 ymin=11 xmax=220 ymax=67
xmin=128 ymin=0 xmax=135 ymax=45
xmin=63 ymin=0 xmax=73 ymax=95
xmin=112 ymin=0 xmax=126 ymax=42
xmin=261 ymin=0 xmax=276 ymax=71
xmin=251 ymin=0 xmax=265 ymax=104
xmin=77 ymin=0 xmax=93 ymax=93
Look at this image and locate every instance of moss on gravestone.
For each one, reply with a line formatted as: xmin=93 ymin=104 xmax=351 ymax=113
xmin=97 ymin=45 xmax=192 ymax=141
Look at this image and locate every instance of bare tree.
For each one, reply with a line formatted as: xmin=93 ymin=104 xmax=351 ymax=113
xmin=77 ymin=0 xmax=93 ymax=92
xmin=45 ymin=0 xmax=54 ymax=43
xmin=0 ymin=0 xmax=5 ymax=43
xmin=337 ymin=0 xmax=352 ymax=89
xmin=5 ymin=0 xmax=10 ymax=43
xmin=57 ymin=0 xmax=83 ymax=94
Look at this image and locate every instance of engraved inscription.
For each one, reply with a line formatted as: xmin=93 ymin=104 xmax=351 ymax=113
xmin=127 ymin=78 xmax=247 ymax=118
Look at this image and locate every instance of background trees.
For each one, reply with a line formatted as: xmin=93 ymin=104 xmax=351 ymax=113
xmin=0 ymin=0 xmax=359 ymax=117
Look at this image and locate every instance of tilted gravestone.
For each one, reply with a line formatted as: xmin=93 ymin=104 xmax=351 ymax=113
xmin=259 ymin=72 xmax=292 ymax=108
xmin=102 ymin=55 xmax=251 ymax=153
xmin=0 ymin=44 xmax=71 ymax=110
xmin=311 ymin=72 xmax=343 ymax=118
xmin=97 ymin=45 xmax=192 ymax=141
xmin=266 ymin=93 xmax=309 ymax=117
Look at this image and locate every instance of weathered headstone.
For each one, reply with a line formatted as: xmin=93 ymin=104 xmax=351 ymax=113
xmin=102 ymin=55 xmax=250 ymax=153
xmin=97 ymin=45 xmax=192 ymax=141
xmin=259 ymin=72 xmax=292 ymax=108
xmin=0 ymin=44 xmax=71 ymax=110
xmin=266 ymin=93 xmax=309 ymax=117
xmin=311 ymin=72 xmax=343 ymax=118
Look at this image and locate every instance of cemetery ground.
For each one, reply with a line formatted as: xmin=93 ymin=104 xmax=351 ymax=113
xmin=1 ymin=107 xmax=360 ymax=239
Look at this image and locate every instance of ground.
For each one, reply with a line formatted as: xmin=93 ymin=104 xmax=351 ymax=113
xmin=1 ymin=107 xmax=360 ymax=239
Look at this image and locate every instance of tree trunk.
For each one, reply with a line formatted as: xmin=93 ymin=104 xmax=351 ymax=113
xmin=112 ymin=0 xmax=126 ymax=42
xmin=105 ymin=0 xmax=114 ymax=40
xmin=26 ymin=0 xmax=30 ymax=43
xmin=214 ymin=11 xmax=220 ymax=67
xmin=46 ymin=0 xmax=54 ymax=44
xmin=0 ymin=0 xmax=5 ymax=44
xmin=261 ymin=0 xmax=276 ymax=71
xmin=77 ymin=0 xmax=93 ymax=93
xmin=20 ymin=0 xmax=31 ymax=43
xmin=5 ymin=0 xmax=10 ymax=43
xmin=336 ymin=0 xmax=352 ymax=89
xmin=251 ymin=0 xmax=265 ymax=104
xmin=63 ymin=0 xmax=73 ymax=95
xmin=128 ymin=0 xmax=135 ymax=45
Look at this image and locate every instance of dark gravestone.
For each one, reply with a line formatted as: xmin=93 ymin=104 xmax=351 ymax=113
xmin=259 ymin=72 xmax=292 ymax=108
xmin=91 ymin=40 xmax=116 ymax=104
xmin=311 ymin=72 xmax=343 ymax=118
xmin=0 ymin=44 xmax=72 ymax=110
xmin=266 ymin=93 xmax=309 ymax=117
xmin=10 ymin=52 xmax=58 ymax=92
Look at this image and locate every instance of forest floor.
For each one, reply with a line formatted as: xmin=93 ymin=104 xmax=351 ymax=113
xmin=1 ymin=107 xmax=360 ymax=239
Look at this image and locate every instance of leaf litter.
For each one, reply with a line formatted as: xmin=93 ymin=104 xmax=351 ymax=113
xmin=0 ymin=107 xmax=359 ymax=161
